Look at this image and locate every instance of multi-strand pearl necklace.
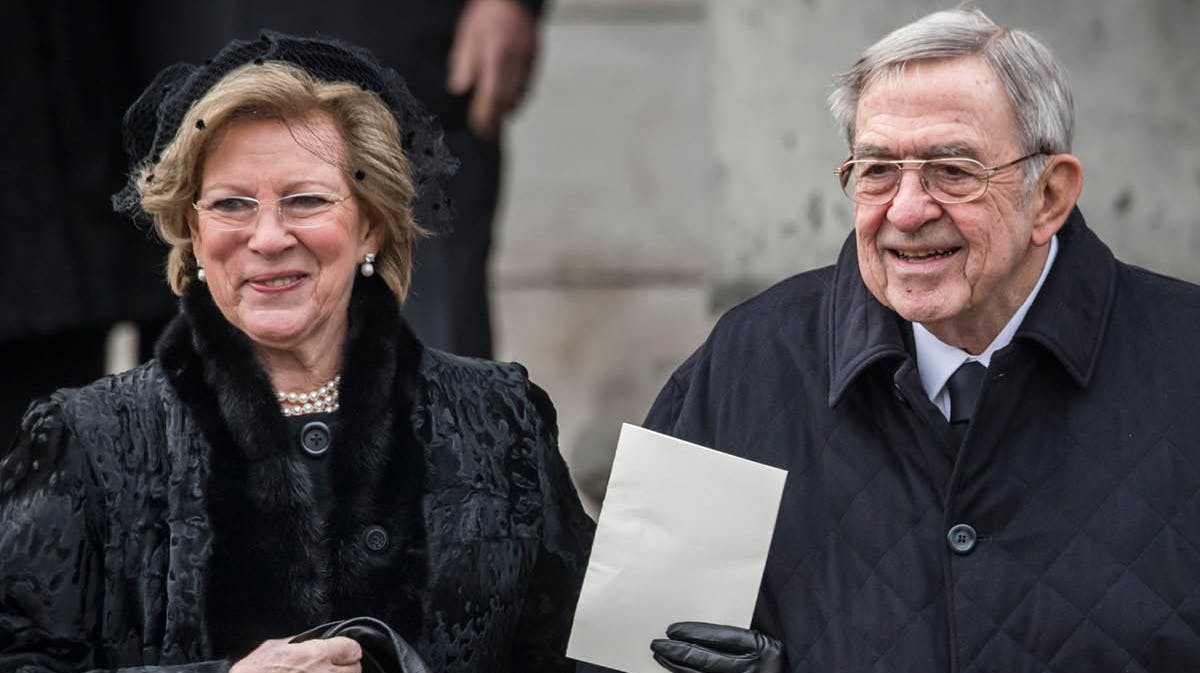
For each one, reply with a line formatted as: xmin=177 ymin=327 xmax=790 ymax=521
xmin=277 ymin=375 xmax=341 ymax=417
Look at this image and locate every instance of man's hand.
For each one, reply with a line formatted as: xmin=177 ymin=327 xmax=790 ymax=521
xmin=447 ymin=0 xmax=539 ymax=139
xmin=650 ymin=622 xmax=784 ymax=673
xmin=231 ymin=636 xmax=362 ymax=673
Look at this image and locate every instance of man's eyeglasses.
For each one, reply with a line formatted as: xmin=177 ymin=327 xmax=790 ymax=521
xmin=835 ymin=153 xmax=1044 ymax=205
xmin=193 ymin=192 xmax=352 ymax=231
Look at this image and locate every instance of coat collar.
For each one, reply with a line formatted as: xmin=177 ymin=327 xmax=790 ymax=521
xmin=156 ymin=273 xmax=423 ymax=465
xmin=827 ymin=207 xmax=1115 ymax=406
xmin=1013 ymin=207 xmax=1116 ymax=387
xmin=826 ymin=231 xmax=910 ymax=406
xmin=155 ymin=274 xmax=427 ymax=652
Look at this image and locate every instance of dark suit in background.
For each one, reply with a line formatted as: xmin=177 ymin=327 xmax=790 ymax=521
xmin=0 ymin=2 xmax=175 ymax=441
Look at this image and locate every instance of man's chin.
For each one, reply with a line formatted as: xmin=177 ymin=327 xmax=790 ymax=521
xmin=886 ymin=291 xmax=960 ymax=327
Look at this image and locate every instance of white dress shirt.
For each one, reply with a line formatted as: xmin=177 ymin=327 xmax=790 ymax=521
xmin=913 ymin=235 xmax=1059 ymax=420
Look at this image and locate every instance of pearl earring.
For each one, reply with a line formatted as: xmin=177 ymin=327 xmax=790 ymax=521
xmin=196 ymin=259 xmax=206 ymax=282
xmin=361 ymin=252 xmax=376 ymax=277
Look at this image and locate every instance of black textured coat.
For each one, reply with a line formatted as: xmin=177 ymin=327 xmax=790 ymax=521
xmin=0 ymin=275 xmax=593 ymax=673
xmin=643 ymin=209 xmax=1200 ymax=672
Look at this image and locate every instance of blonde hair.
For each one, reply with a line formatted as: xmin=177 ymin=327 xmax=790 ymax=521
xmin=135 ymin=61 xmax=423 ymax=299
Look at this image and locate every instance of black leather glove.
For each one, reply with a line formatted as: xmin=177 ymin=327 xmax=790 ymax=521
xmin=291 ymin=616 xmax=431 ymax=673
xmin=650 ymin=622 xmax=785 ymax=673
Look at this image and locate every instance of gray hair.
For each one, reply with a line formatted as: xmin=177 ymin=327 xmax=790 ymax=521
xmin=829 ymin=8 xmax=1074 ymax=165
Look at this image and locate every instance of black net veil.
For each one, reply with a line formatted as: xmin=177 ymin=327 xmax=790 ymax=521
xmin=112 ymin=30 xmax=458 ymax=233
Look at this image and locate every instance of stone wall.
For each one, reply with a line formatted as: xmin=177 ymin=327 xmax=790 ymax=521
xmin=494 ymin=0 xmax=714 ymax=515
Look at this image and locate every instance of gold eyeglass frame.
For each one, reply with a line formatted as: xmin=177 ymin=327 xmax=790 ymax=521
xmin=834 ymin=153 xmax=1045 ymax=205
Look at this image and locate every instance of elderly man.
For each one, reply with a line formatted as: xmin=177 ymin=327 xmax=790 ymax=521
xmin=637 ymin=8 xmax=1200 ymax=673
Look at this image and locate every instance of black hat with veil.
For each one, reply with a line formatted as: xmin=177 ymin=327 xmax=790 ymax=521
xmin=112 ymin=30 xmax=458 ymax=233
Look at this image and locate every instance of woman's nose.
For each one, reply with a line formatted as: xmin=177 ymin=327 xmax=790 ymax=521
xmin=246 ymin=205 xmax=296 ymax=254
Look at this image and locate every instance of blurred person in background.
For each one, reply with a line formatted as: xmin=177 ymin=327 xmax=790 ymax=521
xmin=0 ymin=3 xmax=176 ymax=443
xmin=0 ymin=32 xmax=591 ymax=673
xmin=131 ymin=0 xmax=547 ymax=359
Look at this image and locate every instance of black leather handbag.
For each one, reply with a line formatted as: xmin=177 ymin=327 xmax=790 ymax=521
xmin=290 ymin=616 xmax=431 ymax=673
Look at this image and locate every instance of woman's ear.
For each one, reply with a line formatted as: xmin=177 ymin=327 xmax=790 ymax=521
xmin=358 ymin=210 xmax=382 ymax=255
xmin=187 ymin=210 xmax=203 ymax=246
xmin=365 ymin=223 xmax=381 ymax=251
xmin=1030 ymin=153 xmax=1083 ymax=246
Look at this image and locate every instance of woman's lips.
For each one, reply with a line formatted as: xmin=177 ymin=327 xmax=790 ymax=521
xmin=247 ymin=273 xmax=306 ymax=291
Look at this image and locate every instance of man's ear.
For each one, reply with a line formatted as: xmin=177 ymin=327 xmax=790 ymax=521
xmin=1031 ymin=153 xmax=1083 ymax=246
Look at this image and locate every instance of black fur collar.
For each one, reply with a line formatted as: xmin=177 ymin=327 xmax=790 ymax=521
xmin=157 ymin=275 xmax=426 ymax=656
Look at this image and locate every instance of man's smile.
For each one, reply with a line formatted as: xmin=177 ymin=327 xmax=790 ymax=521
xmin=890 ymin=246 xmax=962 ymax=261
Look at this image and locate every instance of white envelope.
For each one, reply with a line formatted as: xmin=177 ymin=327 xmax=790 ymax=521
xmin=567 ymin=423 xmax=788 ymax=673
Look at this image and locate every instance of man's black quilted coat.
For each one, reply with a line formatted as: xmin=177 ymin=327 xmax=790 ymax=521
xmin=0 ymin=274 xmax=593 ymax=673
xmin=645 ymin=209 xmax=1200 ymax=672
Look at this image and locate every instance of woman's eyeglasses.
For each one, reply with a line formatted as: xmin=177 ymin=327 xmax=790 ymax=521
xmin=193 ymin=192 xmax=351 ymax=231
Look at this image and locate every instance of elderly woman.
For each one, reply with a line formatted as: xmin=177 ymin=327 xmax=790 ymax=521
xmin=0 ymin=32 xmax=592 ymax=673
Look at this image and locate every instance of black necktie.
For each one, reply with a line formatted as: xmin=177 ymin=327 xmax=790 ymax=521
xmin=947 ymin=360 xmax=987 ymax=446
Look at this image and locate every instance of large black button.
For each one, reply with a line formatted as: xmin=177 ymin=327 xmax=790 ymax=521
xmin=362 ymin=525 xmax=389 ymax=553
xmin=947 ymin=523 xmax=977 ymax=554
xmin=300 ymin=421 xmax=331 ymax=457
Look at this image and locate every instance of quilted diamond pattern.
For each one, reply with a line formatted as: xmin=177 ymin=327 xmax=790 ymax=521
xmin=948 ymin=397 xmax=1200 ymax=671
xmin=640 ymin=215 xmax=1200 ymax=672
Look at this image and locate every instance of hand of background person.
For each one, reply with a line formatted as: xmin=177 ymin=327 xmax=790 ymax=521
xmin=651 ymin=622 xmax=785 ymax=673
xmin=447 ymin=0 xmax=540 ymax=140
xmin=230 ymin=636 xmax=363 ymax=673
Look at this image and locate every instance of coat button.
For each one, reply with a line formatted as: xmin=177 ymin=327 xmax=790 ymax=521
xmin=300 ymin=421 xmax=331 ymax=457
xmin=362 ymin=525 xmax=389 ymax=553
xmin=947 ymin=523 xmax=977 ymax=554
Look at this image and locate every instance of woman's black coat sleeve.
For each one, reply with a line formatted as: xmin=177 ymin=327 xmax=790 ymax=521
xmin=0 ymin=398 xmax=226 ymax=673
xmin=507 ymin=381 xmax=594 ymax=673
